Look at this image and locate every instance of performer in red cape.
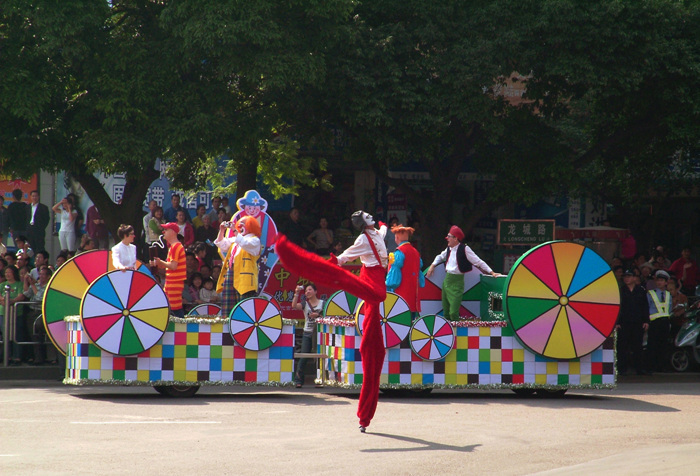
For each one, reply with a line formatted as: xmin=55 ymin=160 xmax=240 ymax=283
xmin=275 ymin=210 xmax=387 ymax=432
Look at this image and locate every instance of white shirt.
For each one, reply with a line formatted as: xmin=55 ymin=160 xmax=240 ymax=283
xmin=30 ymin=203 xmax=38 ymax=225
xmin=214 ymin=232 xmax=261 ymax=262
xmin=111 ymin=241 xmax=137 ymax=269
xmin=432 ymin=243 xmax=493 ymax=275
xmin=60 ymin=208 xmax=77 ymax=233
xmin=142 ymin=211 xmax=153 ymax=242
xmin=337 ymin=225 xmax=388 ymax=268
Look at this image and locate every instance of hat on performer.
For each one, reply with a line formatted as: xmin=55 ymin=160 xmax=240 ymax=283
xmin=161 ymin=222 xmax=180 ymax=234
xmin=449 ymin=225 xmax=464 ymax=241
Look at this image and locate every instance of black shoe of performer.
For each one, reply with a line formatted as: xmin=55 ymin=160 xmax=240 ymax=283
xmin=359 ymin=426 xmax=366 ymax=433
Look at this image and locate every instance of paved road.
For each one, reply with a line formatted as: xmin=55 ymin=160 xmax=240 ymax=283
xmin=1 ymin=374 xmax=699 ymax=475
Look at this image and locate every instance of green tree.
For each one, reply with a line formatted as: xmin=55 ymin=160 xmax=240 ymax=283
xmin=318 ymin=0 xmax=700 ymax=260
xmin=0 ymin=0 xmax=350 ymax=240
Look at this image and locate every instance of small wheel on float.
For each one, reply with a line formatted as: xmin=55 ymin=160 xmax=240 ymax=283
xmin=355 ymin=292 xmax=412 ymax=348
xmin=324 ymin=290 xmax=362 ymax=318
xmin=42 ymin=250 xmax=152 ymax=355
xmin=259 ymin=291 xmax=282 ymax=310
xmin=229 ymin=297 xmax=283 ymax=351
xmin=154 ymin=385 xmax=200 ymax=398
xmin=409 ymin=314 xmax=455 ymax=361
xmin=81 ymin=270 xmax=170 ymax=355
xmin=187 ymin=304 xmax=223 ymax=317
xmin=504 ymin=241 xmax=620 ymax=360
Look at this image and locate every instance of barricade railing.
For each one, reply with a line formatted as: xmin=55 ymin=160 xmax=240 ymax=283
xmin=2 ymin=300 xmax=53 ymax=366
xmin=2 ymin=284 xmax=10 ymax=367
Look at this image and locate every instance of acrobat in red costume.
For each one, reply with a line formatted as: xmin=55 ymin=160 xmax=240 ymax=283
xmin=275 ymin=210 xmax=387 ymax=432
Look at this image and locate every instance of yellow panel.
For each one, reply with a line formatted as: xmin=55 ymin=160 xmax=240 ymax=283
xmin=445 ymin=373 xmax=457 ymax=385
xmin=445 ymin=361 xmax=457 ymax=374
xmin=101 ymin=370 xmax=113 ymax=380
xmin=221 ymin=359 xmax=233 ymax=372
xmin=491 ymin=362 xmax=502 ymax=374
xmin=479 ymin=326 xmax=491 ymax=336
xmin=551 ymin=242 xmax=585 ymax=295
xmin=173 ymin=370 xmax=186 ymax=380
xmin=384 ymin=292 xmax=399 ymax=314
xmin=508 ymin=264 xmax=559 ymax=300
xmin=174 ymin=347 xmax=186 ymax=358
xmin=89 ymin=357 xmax=101 ymax=370
xmin=281 ymin=361 xmax=293 ymax=372
xmin=513 ymin=349 xmax=525 ymax=362
xmin=546 ymin=362 xmax=558 ymax=374
xmin=186 ymin=333 xmax=198 ymax=346
xmin=411 ymin=373 xmax=422 ymax=384
xmin=580 ymin=374 xmax=591 ymax=385
xmin=245 ymin=349 xmax=257 ymax=359
xmin=137 ymin=370 xmax=149 ymax=381
xmin=456 ymin=374 xmax=468 ymax=385
xmin=173 ymin=358 xmax=186 ymax=370
xmin=490 ymin=349 xmax=502 ymax=362
xmin=221 ymin=347 xmax=233 ymax=359
xmin=149 ymin=346 xmax=162 ymax=358
xmin=326 ymin=302 xmax=351 ymax=317
xmin=347 ymin=362 xmax=354 ymax=374
xmin=535 ymin=374 xmax=547 ymax=384
xmin=210 ymin=323 xmax=223 ymax=333
xmin=51 ymin=261 xmax=90 ymax=297
xmin=268 ymin=372 xmax=280 ymax=382
xmin=569 ymin=362 xmax=580 ymax=374
xmin=130 ymin=308 xmax=169 ymax=332
xmin=569 ymin=271 xmax=620 ymax=304
xmin=544 ymin=307 xmax=577 ymax=359
xmin=185 ymin=370 xmax=198 ymax=381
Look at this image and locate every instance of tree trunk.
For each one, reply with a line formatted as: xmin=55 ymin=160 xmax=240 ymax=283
xmin=73 ymin=166 xmax=160 ymax=249
xmin=235 ymin=154 xmax=259 ymax=201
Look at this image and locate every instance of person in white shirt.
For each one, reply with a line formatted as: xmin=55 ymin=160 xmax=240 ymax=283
xmin=111 ymin=224 xmax=137 ymax=270
xmin=426 ymin=225 xmax=499 ymax=321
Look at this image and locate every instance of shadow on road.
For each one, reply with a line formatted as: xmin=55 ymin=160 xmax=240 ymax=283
xmin=361 ymin=432 xmax=481 ymax=453
xmin=328 ymin=391 xmax=681 ymax=413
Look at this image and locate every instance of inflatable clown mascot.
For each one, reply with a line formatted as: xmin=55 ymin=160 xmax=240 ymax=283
xmin=214 ymin=215 xmax=262 ymax=316
xmin=276 ymin=210 xmax=388 ymax=432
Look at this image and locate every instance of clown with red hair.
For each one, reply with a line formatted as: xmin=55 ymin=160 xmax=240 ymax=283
xmin=386 ymin=224 xmax=425 ymax=319
xmin=214 ymin=214 xmax=262 ymax=316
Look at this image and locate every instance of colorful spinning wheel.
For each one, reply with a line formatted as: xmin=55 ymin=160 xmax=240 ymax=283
xmin=504 ymin=241 xmax=620 ymax=359
xmin=188 ymin=304 xmax=222 ymax=317
xmin=42 ymin=250 xmax=152 ymax=355
xmin=409 ymin=314 xmax=455 ymax=361
xmin=355 ymin=292 xmax=412 ymax=348
xmin=323 ymin=290 xmax=361 ymax=318
xmin=229 ymin=297 xmax=283 ymax=351
xmin=80 ymin=270 xmax=169 ymax=355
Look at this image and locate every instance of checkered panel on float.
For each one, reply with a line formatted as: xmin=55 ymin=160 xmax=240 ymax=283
xmin=319 ymin=322 xmax=615 ymax=387
xmin=66 ymin=320 xmax=295 ymax=384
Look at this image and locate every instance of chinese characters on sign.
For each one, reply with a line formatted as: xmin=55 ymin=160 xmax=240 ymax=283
xmin=497 ymin=219 xmax=555 ymax=245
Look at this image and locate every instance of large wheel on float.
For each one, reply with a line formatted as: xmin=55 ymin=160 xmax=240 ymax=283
xmin=42 ymin=250 xmax=152 ymax=355
xmin=355 ymin=292 xmax=412 ymax=348
xmin=409 ymin=314 xmax=455 ymax=361
xmin=323 ymin=290 xmax=361 ymax=318
xmin=81 ymin=270 xmax=169 ymax=355
xmin=229 ymin=297 xmax=283 ymax=351
xmin=154 ymin=385 xmax=200 ymax=397
xmin=187 ymin=304 xmax=222 ymax=317
xmin=504 ymin=241 xmax=620 ymax=359
xmin=259 ymin=292 xmax=282 ymax=310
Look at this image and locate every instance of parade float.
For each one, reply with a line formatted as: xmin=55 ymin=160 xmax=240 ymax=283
xmin=43 ymin=191 xmax=618 ymax=396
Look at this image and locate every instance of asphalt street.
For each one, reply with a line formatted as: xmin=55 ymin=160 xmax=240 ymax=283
xmin=1 ymin=374 xmax=699 ymax=475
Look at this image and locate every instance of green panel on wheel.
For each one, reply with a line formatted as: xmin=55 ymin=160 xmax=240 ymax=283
xmin=44 ymin=290 xmax=80 ymax=323
xmin=257 ymin=330 xmax=273 ymax=350
xmin=506 ymin=296 xmax=559 ymax=330
xmin=119 ymin=317 xmax=145 ymax=355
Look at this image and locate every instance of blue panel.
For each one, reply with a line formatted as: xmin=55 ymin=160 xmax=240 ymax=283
xmin=567 ymin=248 xmax=610 ymax=296
xmin=89 ymin=276 xmax=124 ymax=309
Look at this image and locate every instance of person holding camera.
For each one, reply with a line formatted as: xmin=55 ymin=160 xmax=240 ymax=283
xmin=213 ymin=216 xmax=262 ymax=316
xmin=52 ymin=196 xmax=78 ymax=252
xmin=291 ymin=283 xmax=324 ymax=388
